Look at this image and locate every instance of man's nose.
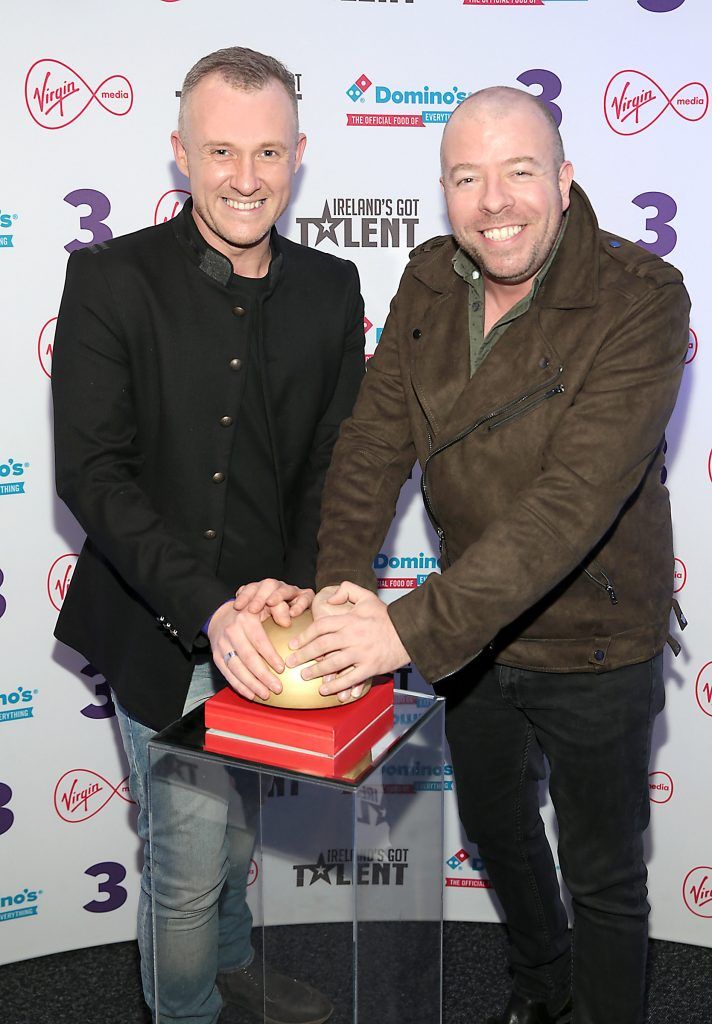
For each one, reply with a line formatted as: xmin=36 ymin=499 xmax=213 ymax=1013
xmin=479 ymin=177 xmax=513 ymax=215
xmin=229 ymin=157 xmax=260 ymax=195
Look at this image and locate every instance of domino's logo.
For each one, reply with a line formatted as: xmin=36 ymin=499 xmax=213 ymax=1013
xmin=0 ymin=887 xmax=42 ymax=923
xmin=0 ymin=459 xmax=30 ymax=496
xmin=0 ymin=686 xmax=39 ymax=724
xmin=0 ymin=209 xmax=19 ymax=248
xmin=347 ymin=74 xmax=373 ymax=102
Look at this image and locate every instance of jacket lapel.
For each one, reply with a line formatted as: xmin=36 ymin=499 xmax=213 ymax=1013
xmin=410 ymin=182 xmax=601 ymax=445
xmin=442 ymin=312 xmax=564 ymax=443
xmin=410 ymin=279 xmax=471 ymax=438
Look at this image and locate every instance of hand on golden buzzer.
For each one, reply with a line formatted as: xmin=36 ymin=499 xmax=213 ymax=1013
xmin=232 ymin=577 xmax=315 ymax=627
xmin=208 ymin=600 xmax=284 ymax=702
xmin=286 ymin=581 xmax=410 ymax=701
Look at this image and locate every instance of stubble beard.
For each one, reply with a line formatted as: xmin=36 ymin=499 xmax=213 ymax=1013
xmin=193 ymin=197 xmax=270 ymax=253
xmin=454 ymin=210 xmax=563 ymax=286
xmin=454 ymin=229 xmax=550 ymax=286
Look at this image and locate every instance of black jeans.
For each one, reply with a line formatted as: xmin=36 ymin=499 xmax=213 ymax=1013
xmin=437 ymin=654 xmax=664 ymax=1024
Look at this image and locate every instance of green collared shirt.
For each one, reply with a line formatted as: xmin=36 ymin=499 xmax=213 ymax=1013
xmin=453 ymin=215 xmax=568 ymax=376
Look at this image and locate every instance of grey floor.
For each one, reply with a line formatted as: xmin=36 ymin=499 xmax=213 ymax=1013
xmin=1 ymin=921 xmax=710 ymax=1024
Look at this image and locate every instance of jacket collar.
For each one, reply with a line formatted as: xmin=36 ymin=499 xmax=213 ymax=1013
xmin=171 ymin=197 xmax=284 ymax=288
xmin=410 ymin=182 xmax=601 ymax=440
xmin=411 ymin=181 xmax=599 ymax=310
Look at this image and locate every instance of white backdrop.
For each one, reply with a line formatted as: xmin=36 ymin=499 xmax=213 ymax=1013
xmin=1 ymin=0 xmax=710 ymax=966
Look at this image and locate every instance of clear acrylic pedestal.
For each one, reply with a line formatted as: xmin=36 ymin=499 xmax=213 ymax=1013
xmin=148 ymin=689 xmax=445 ymax=1024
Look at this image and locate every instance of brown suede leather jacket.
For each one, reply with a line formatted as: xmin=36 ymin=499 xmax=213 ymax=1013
xmin=315 ymin=183 xmax=690 ymax=682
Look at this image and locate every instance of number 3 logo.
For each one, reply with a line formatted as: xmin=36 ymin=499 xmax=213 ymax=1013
xmin=80 ymin=664 xmax=116 ymax=720
xmin=638 ymin=1 xmax=685 ymax=12
xmin=0 ymin=783 xmax=14 ymax=835
xmin=633 ymin=192 xmax=678 ymax=257
xmin=517 ymin=70 xmax=563 ymax=128
xmin=64 ymin=189 xmax=113 ymax=253
xmin=83 ymin=861 xmax=128 ymax=913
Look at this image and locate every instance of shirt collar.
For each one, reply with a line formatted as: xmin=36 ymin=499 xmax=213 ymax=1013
xmin=172 ymin=197 xmax=283 ymax=288
xmin=452 ymin=211 xmax=569 ymax=297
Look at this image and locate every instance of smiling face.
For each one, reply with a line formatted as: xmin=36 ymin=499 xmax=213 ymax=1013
xmin=440 ymin=96 xmax=573 ymax=289
xmin=171 ymin=74 xmax=306 ymax=273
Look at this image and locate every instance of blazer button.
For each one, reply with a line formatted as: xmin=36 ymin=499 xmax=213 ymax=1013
xmin=220 ymin=416 xmax=233 ymax=427
xmin=203 ymin=529 xmax=217 ymax=540
xmin=412 ymin=329 xmax=422 ymax=340
xmin=232 ymin=306 xmax=247 ymax=317
xmin=212 ymin=472 xmax=225 ymax=484
xmin=538 ymin=357 xmax=550 ymax=369
xmin=229 ymin=358 xmax=242 ymax=371
xmin=593 ymin=649 xmax=605 ymax=662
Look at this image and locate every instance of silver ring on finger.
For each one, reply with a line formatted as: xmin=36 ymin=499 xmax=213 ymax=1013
xmin=223 ymin=649 xmax=238 ymax=666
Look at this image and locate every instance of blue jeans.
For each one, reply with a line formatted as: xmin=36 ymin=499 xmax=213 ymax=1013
xmin=436 ymin=654 xmax=664 ymax=1024
xmin=115 ymin=659 xmax=255 ymax=1024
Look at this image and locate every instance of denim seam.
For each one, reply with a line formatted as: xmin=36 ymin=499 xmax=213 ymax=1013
xmin=515 ymin=721 xmax=557 ymax=997
xmin=218 ymin=948 xmax=255 ymax=974
xmin=635 ymin=655 xmax=655 ymax=831
xmin=570 ymin=915 xmax=577 ymax=1024
xmin=119 ymin=709 xmax=158 ymax=1013
xmin=570 ymin=659 xmax=659 ymax=1024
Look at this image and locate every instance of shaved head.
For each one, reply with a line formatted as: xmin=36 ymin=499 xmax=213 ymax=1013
xmin=442 ymin=87 xmax=565 ymax=172
xmin=439 ymin=84 xmax=573 ymax=290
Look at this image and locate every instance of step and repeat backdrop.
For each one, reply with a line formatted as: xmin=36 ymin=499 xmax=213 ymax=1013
xmin=1 ymin=0 xmax=710 ymax=965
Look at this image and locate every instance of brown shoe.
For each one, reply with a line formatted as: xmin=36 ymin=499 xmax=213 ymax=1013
xmin=217 ymin=959 xmax=332 ymax=1024
xmin=486 ymin=991 xmax=572 ymax=1024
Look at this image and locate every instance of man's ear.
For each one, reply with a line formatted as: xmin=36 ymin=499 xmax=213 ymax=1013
xmin=294 ymin=132 xmax=307 ymax=174
xmin=171 ymin=131 xmax=189 ymax=179
xmin=558 ymin=160 xmax=574 ymax=212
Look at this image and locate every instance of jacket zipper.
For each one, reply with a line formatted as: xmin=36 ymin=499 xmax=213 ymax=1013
xmin=421 ymin=366 xmax=564 ymax=561
xmin=486 ymin=384 xmax=565 ymax=432
xmin=583 ymin=562 xmax=618 ymax=605
xmin=423 ymin=430 xmax=449 ymax=563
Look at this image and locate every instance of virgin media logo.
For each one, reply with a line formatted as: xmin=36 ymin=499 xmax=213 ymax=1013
xmin=604 ymin=71 xmax=708 ymax=136
xmin=686 ymin=328 xmax=698 ymax=364
xmin=682 ymin=867 xmax=712 ymax=918
xmin=695 ymin=662 xmax=712 ymax=718
xmin=648 ymin=771 xmax=673 ymax=803
xmin=25 ymin=59 xmax=134 ymax=130
xmin=53 ymin=769 xmax=133 ymax=822
xmin=154 ymin=189 xmax=190 ymax=225
xmin=673 ymin=558 xmax=687 ymax=593
xmin=47 ymin=553 xmax=77 ymax=612
xmin=37 ymin=317 xmax=56 ymax=379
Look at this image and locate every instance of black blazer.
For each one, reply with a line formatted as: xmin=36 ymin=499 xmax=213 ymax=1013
xmin=52 ymin=204 xmax=365 ymax=728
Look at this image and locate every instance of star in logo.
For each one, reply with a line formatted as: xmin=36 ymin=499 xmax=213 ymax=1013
xmin=292 ymin=853 xmax=336 ymax=887
xmin=295 ymin=201 xmax=343 ymax=247
xmin=313 ymin=201 xmax=343 ymax=246
xmin=307 ymin=853 xmax=334 ymax=884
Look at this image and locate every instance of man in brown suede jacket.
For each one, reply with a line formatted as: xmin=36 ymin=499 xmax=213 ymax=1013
xmin=283 ymin=88 xmax=690 ymax=1024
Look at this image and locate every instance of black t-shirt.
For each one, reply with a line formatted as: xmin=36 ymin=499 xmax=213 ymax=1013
xmin=218 ymin=271 xmax=285 ymax=589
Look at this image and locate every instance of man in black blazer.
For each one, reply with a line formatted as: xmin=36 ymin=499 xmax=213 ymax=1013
xmin=52 ymin=46 xmax=365 ymax=1024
